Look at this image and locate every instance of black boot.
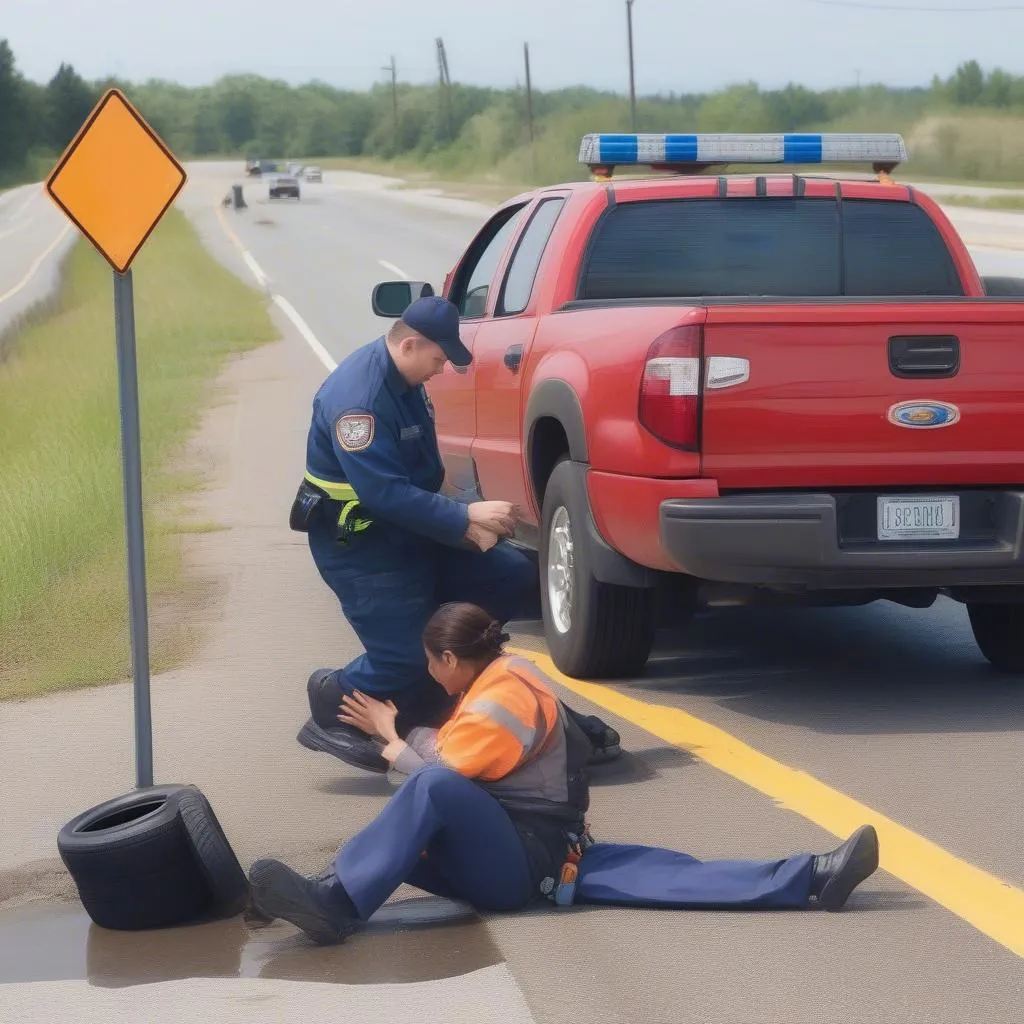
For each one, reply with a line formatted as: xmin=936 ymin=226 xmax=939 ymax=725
xmin=306 ymin=668 xmax=348 ymax=729
xmin=296 ymin=669 xmax=389 ymax=774
xmin=809 ymin=825 xmax=879 ymax=911
xmin=248 ymin=859 xmax=360 ymax=945
xmin=563 ymin=705 xmax=622 ymax=764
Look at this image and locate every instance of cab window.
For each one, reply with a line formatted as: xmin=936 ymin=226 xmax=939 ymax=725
xmin=498 ymin=197 xmax=566 ymax=315
xmin=450 ymin=205 xmax=527 ymax=318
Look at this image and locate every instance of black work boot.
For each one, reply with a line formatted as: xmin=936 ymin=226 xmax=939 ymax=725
xmin=585 ymin=717 xmax=622 ymax=764
xmin=306 ymin=668 xmax=346 ymax=729
xmin=565 ymin=707 xmax=622 ymax=764
xmin=248 ymin=859 xmax=360 ymax=945
xmin=809 ymin=825 xmax=880 ymax=911
xmin=296 ymin=669 xmax=389 ymax=774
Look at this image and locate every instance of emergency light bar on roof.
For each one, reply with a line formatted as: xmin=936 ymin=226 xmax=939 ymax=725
xmin=578 ymin=132 xmax=909 ymax=177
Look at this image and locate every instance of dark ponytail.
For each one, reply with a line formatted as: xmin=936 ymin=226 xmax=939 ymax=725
xmin=423 ymin=602 xmax=509 ymax=664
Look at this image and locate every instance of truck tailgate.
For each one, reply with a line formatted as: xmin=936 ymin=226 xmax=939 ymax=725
xmin=701 ymin=302 xmax=1024 ymax=489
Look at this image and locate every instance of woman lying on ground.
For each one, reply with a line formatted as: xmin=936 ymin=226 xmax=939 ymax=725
xmin=248 ymin=601 xmax=880 ymax=945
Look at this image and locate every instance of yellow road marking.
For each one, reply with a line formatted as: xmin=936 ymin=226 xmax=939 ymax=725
xmin=214 ymin=194 xmax=246 ymax=253
xmin=511 ymin=646 xmax=1024 ymax=959
xmin=0 ymin=224 xmax=73 ymax=307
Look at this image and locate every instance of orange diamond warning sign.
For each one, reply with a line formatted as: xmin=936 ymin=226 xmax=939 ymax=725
xmin=45 ymin=88 xmax=187 ymax=274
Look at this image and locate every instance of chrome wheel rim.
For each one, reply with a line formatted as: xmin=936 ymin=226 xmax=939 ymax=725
xmin=547 ymin=506 xmax=574 ymax=635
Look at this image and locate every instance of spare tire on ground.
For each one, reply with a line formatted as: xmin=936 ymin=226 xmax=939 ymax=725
xmin=57 ymin=784 xmax=248 ymax=931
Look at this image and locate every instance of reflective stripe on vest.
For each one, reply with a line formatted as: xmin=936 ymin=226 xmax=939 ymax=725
xmin=465 ymin=696 xmax=549 ymax=765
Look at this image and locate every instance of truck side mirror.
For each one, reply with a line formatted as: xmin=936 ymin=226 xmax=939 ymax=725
xmin=371 ymin=281 xmax=435 ymax=317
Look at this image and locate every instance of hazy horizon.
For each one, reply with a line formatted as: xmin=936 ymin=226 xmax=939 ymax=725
xmin=6 ymin=0 xmax=1024 ymax=95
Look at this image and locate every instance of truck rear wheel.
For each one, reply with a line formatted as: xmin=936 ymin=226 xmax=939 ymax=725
xmin=967 ymin=602 xmax=1024 ymax=674
xmin=540 ymin=459 xmax=655 ymax=679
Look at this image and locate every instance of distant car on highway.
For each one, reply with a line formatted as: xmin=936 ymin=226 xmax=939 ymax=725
xmin=303 ymin=166 xmax=323 ymax=183
xmin=372 ymin=130 xmax=1024 ymax=680
xmin=269 ymin=174 xmax=300 ymax=200
xmin=248 ymin=160 xmax=281 ymax=177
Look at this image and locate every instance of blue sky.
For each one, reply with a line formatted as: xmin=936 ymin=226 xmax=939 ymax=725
xmin=6 ymin=0 xmax=1024 ymax=93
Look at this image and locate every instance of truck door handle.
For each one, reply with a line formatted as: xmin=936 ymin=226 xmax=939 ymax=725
xmin=888 ymin=335 xmax=960 ymax=378
xmin=503 ymin=344 xmax=524 ymax=373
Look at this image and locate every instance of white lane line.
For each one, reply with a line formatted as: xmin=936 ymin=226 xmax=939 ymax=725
xmin=272 ymin=294 xmax=337 ymax=372
xmin=0 ymin=224 xmax=73 ymax=307
xmin=0 ymin=221 xmax=30 ymax=242
xmin=12 ymin=187 xmax=42 ymax=219
xmin=0 ymin=187 xmax=45 ymax=240
xmin=377 ymin=259 xmax=410 ymax=279
xmin=0 ymin=185 xmax=36 ymax=216
xmin=242 ymin=250 xmax=268 ymax=287
xmin=212 ymin=195 xmax=339 ymax=374
xmin=214 ymin=199 xmax=270 ymax=290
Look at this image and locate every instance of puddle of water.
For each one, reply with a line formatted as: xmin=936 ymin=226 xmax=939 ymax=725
xmin=0 ymin=896 xmax=502 ymax=988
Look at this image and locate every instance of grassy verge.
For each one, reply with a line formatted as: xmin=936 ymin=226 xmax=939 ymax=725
xmin=0 ymin=209 xmax=277 ymax=700
xmin=931 ymin=193 xmax=1024 ymax=212
xmin=308 ymin=154 xmax=1024 ymax=210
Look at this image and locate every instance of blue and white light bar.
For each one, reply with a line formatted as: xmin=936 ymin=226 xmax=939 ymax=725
xmin=578 ymin=133 xmax=908 ymax=172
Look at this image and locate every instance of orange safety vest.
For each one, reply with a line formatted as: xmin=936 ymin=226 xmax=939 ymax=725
xmin=434 ymin=655 xmax=561 ymax=781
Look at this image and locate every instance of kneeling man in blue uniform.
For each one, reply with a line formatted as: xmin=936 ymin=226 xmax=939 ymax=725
xmin=290 ymin=294 xmax=621 ymax=773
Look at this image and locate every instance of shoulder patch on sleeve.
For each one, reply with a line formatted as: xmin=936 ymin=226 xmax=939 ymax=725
xmin=335 ymin=413 xmax=375 ymax=452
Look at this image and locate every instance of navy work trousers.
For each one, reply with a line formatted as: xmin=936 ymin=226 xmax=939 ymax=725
xmin=308 ymin=521 xmax=540 ymax=699
xmin=332 ymin=766 xmax=816 ymax=921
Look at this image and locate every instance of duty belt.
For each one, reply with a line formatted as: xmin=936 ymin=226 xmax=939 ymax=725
xmin=289 ymin=472 xmax=374 ymax=542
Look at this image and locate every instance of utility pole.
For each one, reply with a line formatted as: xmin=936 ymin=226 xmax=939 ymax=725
xmin=626 ymin=0 xmax=637 ymax=131
xmin=382 ymin=56 xmax=398 ymax=153
xmin=436 ymin=38 xmax=452 ymax=144
xmin=524 ymin=41 xmax=536 ymax=178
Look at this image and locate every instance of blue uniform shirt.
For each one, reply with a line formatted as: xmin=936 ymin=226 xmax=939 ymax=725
xmin=305 ymin=337 xmax=469 ymax=548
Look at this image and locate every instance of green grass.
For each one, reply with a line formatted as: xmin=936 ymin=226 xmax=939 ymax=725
xmin=301 ymin=108 xmax=1024 ymax=202
xmin=930 ymin=193 xmax=1024 ymax=211
xmin=0 ymin=210 xmax=277 ymax=699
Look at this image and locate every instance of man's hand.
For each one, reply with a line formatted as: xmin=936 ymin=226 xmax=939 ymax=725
xmin=468 ymin=500 xmax=518 ymax=537
xmin=464 ymin=521 xmax=500 ymax=552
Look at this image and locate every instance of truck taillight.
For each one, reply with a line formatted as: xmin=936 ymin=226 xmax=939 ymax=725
xmin=638 ymin=325 xmax=703 ymax=450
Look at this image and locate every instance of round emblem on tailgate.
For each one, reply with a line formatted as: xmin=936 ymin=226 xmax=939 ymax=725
xmin=887 ymin=400 xmax=960 ymax=429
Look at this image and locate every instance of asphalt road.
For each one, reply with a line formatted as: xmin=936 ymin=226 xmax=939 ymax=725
xmin=184 ymin=163 xmax=1024 ymax=1020
xmin=0 ymin=183 xmax=76 ymax=346
xmin=2 ymin=162 xmax=1022 ymax=1022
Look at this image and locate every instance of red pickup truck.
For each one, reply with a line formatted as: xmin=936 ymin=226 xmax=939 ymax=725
xmin=372 ymin=133 xmax=1024 ymax=681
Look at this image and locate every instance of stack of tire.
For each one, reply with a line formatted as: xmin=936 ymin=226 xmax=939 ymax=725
xmin=57 ymin=784 xmax=248 ymax=931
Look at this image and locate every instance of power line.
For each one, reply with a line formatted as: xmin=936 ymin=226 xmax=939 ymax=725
xmin=808 ymin=0 xmax=1024 ymax=10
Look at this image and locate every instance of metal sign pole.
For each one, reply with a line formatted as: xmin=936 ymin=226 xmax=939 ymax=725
xmin=112 ymin=268 xmax=154 ymax=788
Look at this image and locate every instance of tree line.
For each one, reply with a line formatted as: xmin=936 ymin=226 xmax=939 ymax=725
xmin=2 ymin=38 xmax=1023 ymax=187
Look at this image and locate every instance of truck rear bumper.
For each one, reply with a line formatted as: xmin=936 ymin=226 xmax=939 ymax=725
xmin=660 ymin=490 xmax=1024 ymax=588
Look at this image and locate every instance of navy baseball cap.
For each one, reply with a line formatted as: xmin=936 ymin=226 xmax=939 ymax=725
xmin=401 ymin=296 xmax=472 ymax=367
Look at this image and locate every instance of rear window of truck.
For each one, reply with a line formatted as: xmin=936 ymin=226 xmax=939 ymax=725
xmin=579 ymin=197 xmax=964 ymax=299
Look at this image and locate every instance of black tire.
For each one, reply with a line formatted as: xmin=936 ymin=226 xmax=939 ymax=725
xmin=176 ymin=787 xmax=249 ymax=916
xmin=57 ymin=784 xmax=246 ymax=930
xmin=540 ymin=458 xmax=655 ymax=678
xmin=967 ymin=602 xmax=1024 ymax=673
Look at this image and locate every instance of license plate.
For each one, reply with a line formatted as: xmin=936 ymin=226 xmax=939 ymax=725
xmin=877 ymin=495 xmax=960 ymax=541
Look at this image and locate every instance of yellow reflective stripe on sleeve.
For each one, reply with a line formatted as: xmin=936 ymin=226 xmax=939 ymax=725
xmin=304 ymin=470 xmax=358 ymax=502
